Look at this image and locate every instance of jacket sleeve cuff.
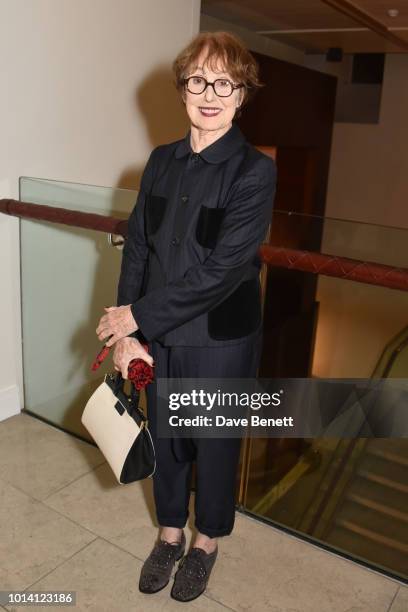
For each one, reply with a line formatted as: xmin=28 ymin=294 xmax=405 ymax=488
xmin=130 ymin=302 xmax=155 ymax=343
xmin=129 ymin=328 xmax=149 ymax=344
xmin=117 ymin=302 xmax=149 ymax=344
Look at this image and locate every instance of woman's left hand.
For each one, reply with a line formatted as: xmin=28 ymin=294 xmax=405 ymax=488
xmin=96 ymin=305 xmax=138 ymax=347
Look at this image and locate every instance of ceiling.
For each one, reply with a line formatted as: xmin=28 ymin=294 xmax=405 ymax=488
xmin=201 ymin=0 xmax=408 ymax=53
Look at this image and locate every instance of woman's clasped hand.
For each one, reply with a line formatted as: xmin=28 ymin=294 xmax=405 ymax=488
xmin=96 ymin=305 xmax=138 ymax=346
xmin=112 ymin=337 xmax=154 ymax=380
xmin=95 ymin=305 xmax=153 ymax=378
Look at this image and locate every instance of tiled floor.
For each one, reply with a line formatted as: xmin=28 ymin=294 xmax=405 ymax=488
xmin=0 ymin=413 xmax=405 ymax=612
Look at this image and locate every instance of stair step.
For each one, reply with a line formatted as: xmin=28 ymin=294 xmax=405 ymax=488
xmin=365 ymin=438 xmax=408 ymax=457
xmin=357 ymin=469 xmax=408 ymax=494
xmin=366 ymin=446 xmax=408 ymax=468
xmin=326 ymin=524 xmax=408 ymax=577
xmin=358 ymin=451 xmax=407 ymax=487
xmin=348 ymin=474 xmax=406 ymax=514
xmin=346 ymin=492 xmax=408 ymax=523
xmin=333 ymin=499 xmax=408 ymax=547
xmin=335 ymin=518 xmax=408 ymax=554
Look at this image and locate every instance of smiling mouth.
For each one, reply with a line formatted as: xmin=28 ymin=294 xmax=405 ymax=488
xmin=199 ymin=107 xmax=222 ymax=116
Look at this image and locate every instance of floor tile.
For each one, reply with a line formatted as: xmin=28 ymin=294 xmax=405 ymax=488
xmin=0 ymin=480 xmax=96 ymax=591
xmin=202 ymin=513 xmax=399 ymax=612
xmin=2 ymin=414 xmax=403 ymax=612
xmin=44 ymin=461 xmax=197 ymax=560
xmin=389 ymin=587 xmax=408 ymax=612
xmin=4 ymin=538 xmax=236 ymax=612
xmin=0 ymin=414 xmax=104 ymax=500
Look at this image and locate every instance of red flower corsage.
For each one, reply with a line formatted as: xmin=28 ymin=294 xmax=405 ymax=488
xmin=91 ymin=342 xmax=154 ymax=390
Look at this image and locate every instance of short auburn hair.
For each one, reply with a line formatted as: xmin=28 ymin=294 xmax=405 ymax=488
xmin=172 ymin=31 xmax=263 ymax=112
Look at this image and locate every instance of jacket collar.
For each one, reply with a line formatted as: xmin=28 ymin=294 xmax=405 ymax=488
xmin=174 ymin=122 xmax=246 ymax=164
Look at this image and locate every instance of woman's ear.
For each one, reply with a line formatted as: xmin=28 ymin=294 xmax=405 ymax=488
xmin=238 ymin=88 xmax=245 ymax=107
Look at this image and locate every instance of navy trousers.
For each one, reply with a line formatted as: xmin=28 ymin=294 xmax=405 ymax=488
xmin=145 ymin=329 xmax=263 ymax=538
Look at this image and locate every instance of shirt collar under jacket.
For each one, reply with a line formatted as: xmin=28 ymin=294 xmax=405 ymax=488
xmin=174 ymin=121 xmax=246 ymax=164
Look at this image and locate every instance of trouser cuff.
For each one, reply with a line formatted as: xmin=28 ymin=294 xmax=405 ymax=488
xmin=157 ymin=516 xmax=188 ymax=528
xmin=195 ymin=521 xmax=235 ymax=538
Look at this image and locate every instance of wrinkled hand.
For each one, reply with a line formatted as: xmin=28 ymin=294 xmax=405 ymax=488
xmin=96 ymin=305 xmax=137 ymax=347
xmin=113 ymin=337 xmax=154 ymax=379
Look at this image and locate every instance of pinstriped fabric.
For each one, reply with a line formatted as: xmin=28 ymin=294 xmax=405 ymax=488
xmin=118 ymin=122 xmax=277 ymax=347
xmin=145 ymin=328 xmax=263 ymax=537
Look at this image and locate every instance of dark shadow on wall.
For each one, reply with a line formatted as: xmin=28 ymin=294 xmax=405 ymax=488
xmin=115 ymin=65 xmax=190 ymax=191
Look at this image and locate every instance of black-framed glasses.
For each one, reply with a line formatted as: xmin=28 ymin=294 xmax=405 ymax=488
xmin=183 ymin=76 xmax=244 ymax=97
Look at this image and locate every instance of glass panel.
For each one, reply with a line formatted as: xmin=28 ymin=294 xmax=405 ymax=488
xmin=242 ymin=211 xmax=408 ymax=581
xmin=19 ymin=176 xmax=138 ymax=441
xmin=243 ymin=432 xmax=408 ymax=581
xmin=20 ymin=175 xmax=133 ymax=217
xmin=270 ymin=208 xmax=407 ymax=266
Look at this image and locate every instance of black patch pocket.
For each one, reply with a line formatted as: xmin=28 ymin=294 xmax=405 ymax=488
xmin=196 ymin=205 xmax=226 ymax=249
xmin=145 ymin=194 xmax=167 ymax=236
xmin=208 ymin=277 xmax=262 ymax=340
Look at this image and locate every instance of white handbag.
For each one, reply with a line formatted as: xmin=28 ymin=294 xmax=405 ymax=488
xmin=81 ymin=371 xmax=156 ymax=484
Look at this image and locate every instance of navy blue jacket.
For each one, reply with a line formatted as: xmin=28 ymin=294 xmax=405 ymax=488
xmin=116 ymin=122 xmax=277 ymax=347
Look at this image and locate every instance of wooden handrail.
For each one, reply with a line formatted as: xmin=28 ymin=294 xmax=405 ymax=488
xmin=259 ymin=244 xmax=408 ymax=292
xmin=0 ymin=198 xmax=127 ymax=235
xmin=1 ymin=198 xmax=408 ymax=292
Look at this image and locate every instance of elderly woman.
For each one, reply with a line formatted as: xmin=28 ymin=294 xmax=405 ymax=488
xmin=96 ymin=31 xmax=276 ymax=602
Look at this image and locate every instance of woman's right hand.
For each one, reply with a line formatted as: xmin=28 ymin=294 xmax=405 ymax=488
xmin=113 ymin=337 xmax=154 ymax=379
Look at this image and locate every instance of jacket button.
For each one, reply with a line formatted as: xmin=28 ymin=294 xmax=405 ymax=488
xmin=171 ymin=237 xmax=180 ymax=246
xmin=181 ymin=195 xmax=189 ymax=203
xmin=192 ymin=153 xmax=200 ymax=164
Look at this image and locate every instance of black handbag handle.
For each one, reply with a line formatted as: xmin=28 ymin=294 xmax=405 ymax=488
xmin=112 ymin=370 xmax=145 ymax=421
xmin=113 ymin=370 xmax=126 ymax=395
xmin=113 ymin=370 xmax=138 ymax=400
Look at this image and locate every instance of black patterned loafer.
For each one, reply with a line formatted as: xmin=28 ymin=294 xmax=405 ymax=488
xmin=170 ymin=545 xmax=218 ymax=602
xmin=139 ymin=530 xmax=186 ymax=594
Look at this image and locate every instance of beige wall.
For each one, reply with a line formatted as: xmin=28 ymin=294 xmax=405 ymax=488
xmin=319 ymin=53 xmax=408 ymax=230
xmin=0 ymin=0 xmax=200 ymax=420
